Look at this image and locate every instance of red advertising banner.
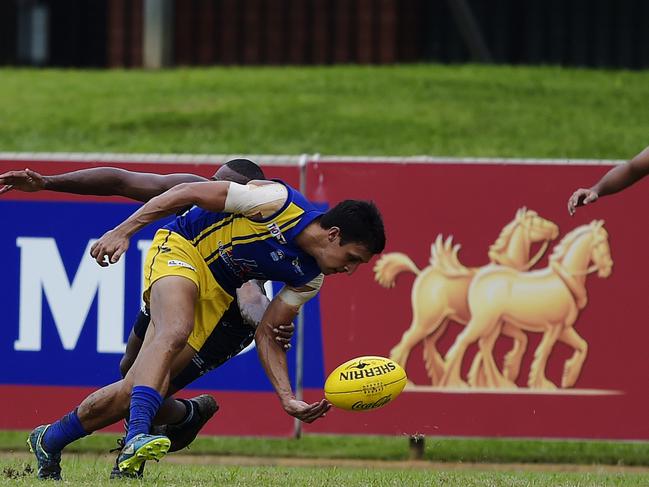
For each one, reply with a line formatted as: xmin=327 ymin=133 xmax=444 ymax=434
xmin=3 ymin=154 xmax=648 ymax=440
xmin=304 ymin=159 xmax=649 ymax=440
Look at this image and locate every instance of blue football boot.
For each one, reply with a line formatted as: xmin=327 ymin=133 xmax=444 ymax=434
xmin=109 ymin=436 xmax=146 ymax=479
xmin=116 ymin=433 xmax=170 ymax=475
xmin=27 ymin=425 xmax=62 ymax=480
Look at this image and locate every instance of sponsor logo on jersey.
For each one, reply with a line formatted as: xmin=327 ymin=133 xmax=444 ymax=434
xmin=167 ymin=259 xmax=196 ymax=271
xmin=267 ymin=222 xmax=287 ymax=245
xmin=292 ymin=257 xmax=304 ymax=276
xmin=270 ymin=250 xmax=285 ymax=262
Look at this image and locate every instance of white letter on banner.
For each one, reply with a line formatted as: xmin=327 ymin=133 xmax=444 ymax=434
xmin=15 ymin=237 xmax=126 ymax=353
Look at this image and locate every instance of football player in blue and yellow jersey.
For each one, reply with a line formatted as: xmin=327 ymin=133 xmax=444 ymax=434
xmin=24 ymin=172 xmax=385 ymax=478
xmin=3 ymin=160 xmax=296 ymax=478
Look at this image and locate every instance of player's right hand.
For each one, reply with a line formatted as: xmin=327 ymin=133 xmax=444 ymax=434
xmin=282 ymin=398 xmax=331 ymax=423
xmin=0 ymin=168 xmax=46 ymax=195
xmin=90 ymin=229 xmax=130 ymax=266
xmin=567 ymin=188 xmax=599 ymax=216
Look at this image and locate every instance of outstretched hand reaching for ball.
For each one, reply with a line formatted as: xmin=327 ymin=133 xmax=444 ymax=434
xmin=282 ymin=398 xmax=331 ymax=423
xmin=90 ymin=228 xmax=130 ymax=266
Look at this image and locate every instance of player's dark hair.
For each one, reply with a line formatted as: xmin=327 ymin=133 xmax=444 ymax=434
xmin=320 ymin=200 xmax=386 ymax=254
xmin=225 ymin=158 xmax=265 ymax=180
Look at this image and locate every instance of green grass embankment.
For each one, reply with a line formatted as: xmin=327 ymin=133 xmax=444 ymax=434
xmin=1 ymin=65 xmax=648 ymax=158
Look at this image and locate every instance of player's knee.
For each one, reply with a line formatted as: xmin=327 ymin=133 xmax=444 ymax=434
xmin=116 ymin=380 xmax=136 ymax=405
xmin=154 ymin=327 xmax=191 ymax=355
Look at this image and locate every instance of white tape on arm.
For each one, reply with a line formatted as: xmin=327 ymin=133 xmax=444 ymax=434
xmin=223 ymin=182 xmax=288 ymax=218
xmin=277 ymin=274 xmax=324 ymax=307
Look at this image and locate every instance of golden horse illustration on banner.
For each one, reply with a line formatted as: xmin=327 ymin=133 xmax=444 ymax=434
xmin=440 ymin=220 xmax=612 ymax=390
xmin=374 ymin=208 xmax=559 ymax=385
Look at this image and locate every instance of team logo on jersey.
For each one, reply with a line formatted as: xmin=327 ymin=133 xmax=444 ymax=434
xmin=218 ymin=243 xmax=242 ymax=277
xmin=270 ymin=250 xmax=285 ymax=261
xmin=217 ymin=241 xmax=265 ymax=280
xmin=235 ymin=258 xmax=264 ymax=279
xmin=267 ymin=222 xmax=287 ymax=244
xmin=292 ymin=257 xmax=304 ymax=276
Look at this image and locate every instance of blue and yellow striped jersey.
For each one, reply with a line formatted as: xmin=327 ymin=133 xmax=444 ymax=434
xmin=164 ymin=181 xmax=324 ymax=295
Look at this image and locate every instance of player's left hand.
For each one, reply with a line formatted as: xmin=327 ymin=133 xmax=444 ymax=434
xmin=90 ymin=229 xmax=130 ymax=266
xmin=0 ymin=168 xmax=46 ymax=195
xmin=282 ymin=398 xmax=331 ymax=423
xmin=274 ymin=323 xmax=294 ymax=351
xmin=567 ymin=188 xmax=598 ymax=215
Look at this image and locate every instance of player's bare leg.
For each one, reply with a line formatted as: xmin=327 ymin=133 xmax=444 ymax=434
xmin=120 ymin=329 xmax=143 ymax=377
xmin=115 ymin=276 xmax=197 ymax=474
xmin=109 ymin=334 xmax=199 ymax=478
xmin=27 ymin=315 xmax=197 ymax=481
xmin=119 ymin=325 xmax=205 ymax=428
xmin=72 ymin=330 xmax=195 ymax=433
xmin=30 ymin=275 xmax=199 ymax=479
xmin=129 ymin=276 xmax=196 ymax=392
xmin=110 ymin=339 xmax=217 ymax=477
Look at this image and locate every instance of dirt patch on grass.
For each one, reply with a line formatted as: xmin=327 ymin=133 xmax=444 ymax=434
xmin=4 ymin=450 xmax=648 ymax=474
xmin=2 ymin=463 xmax=33 ymax=480
xmin=163 ymin=454 xmax=649 ymax=474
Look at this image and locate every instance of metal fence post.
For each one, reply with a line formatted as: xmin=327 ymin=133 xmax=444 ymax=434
xmin=293 ymin=153 xmax=309 ymax=439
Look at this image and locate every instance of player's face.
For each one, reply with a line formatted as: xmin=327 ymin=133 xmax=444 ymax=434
xmin=318 ymin=227 xmax=374 ymax=276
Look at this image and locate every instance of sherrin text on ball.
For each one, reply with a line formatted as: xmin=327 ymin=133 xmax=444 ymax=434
xmin=324 ymin=356 xmax=407 ymax=411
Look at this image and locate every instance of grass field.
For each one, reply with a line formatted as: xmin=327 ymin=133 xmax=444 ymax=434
xmin=3 ymin=453 xmax=649 ymax=486
xmin=1 ymin=65 xmax=649 ymax=158
xmin=3 ymin=430 xmax=649 ymax=485
xmin=3 ymin=431 xmax=649 ymax=466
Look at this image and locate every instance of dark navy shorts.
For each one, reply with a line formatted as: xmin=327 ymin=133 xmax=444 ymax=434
xmin=132 ymin=298 xmax=255 ymax=390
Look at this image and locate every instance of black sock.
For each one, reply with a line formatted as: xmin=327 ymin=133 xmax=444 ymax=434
xmin=171 ymin=399 xmax=195 ymax=427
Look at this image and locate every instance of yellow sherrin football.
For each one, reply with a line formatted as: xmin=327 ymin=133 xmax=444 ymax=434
xmin=324 ymin=356 xmax=407 ymax=411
